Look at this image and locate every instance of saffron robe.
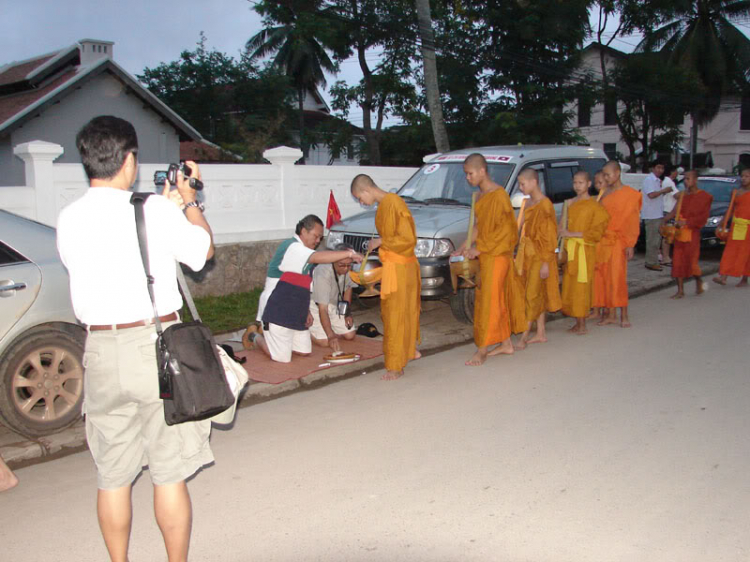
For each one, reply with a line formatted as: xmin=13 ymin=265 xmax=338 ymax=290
xmin=719 ymin=190 xmax=750 ymax=277
xmin=561 ymin=198 xmax=610 ymax=318
xmin=517 ymin=197 xmax=562 ymax=321
xmin=592 ymin=185 xmax=642 ymax=308
xmin=376 ymin=193 xmax=421 ymax=372
xmin=672 ymin=189 xmax=713 ymax=279
xmin=473 ymin=188 xmax=526 ymax=347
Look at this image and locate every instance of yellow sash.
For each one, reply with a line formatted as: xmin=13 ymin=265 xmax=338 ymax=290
xmin=732 ymin=216 xmax=750 ymax=241
xmin=378 ymin=248 xmax=417 ymax=300
xmin=565 ymin=237 xmax=594 ymax=283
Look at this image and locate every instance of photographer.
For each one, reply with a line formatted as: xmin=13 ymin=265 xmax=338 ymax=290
xmin=309 ymin=243 xmax=358 ymax=352
xmin=57 ymin=116 xmax=214 ymax=562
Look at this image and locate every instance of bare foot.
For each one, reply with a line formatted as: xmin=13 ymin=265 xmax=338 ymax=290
xmin=412 ymin=350 xmax=422 ymax=360
xmin=712 ymin=276 xmax=727 ymax=286
xmin=487 ymin=341 xmax=514 ymax=356
xmin=567 ymin=324 xmax=578 ymax=333
xmin=527 ymin=334 xmax=547 ymax=344
xmin=574 ymin=327 xmax=588 ymax=335
xmin=381 ymin=370 xmax=404 ymax=381
xmin=0 ymin=460 xmax=18 ymax=492
xmin=620 ymin=321 xmax=632 ymax=328
xmin=587 ymin=309 xmax=601 ymax=320
xmin=737 ymin=280 xmax=749 ymax=287
xmin=465 ymin=348 xmax=488 ymax=366
xmin=670 ymin=292 xmax=685 ymax=299
xmin=515 ymin=337 xmax=528 ymax=350
xmin=597 ymin=316 xmax=619 ymax=326
xmin=696 ymin=280 xmax=705 ymax=295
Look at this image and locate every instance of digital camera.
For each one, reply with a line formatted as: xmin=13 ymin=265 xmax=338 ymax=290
xmin=153 ymin=162 xmax=204 ymax=190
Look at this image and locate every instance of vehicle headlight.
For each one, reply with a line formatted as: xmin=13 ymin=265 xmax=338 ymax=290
xmin=414 ymin=238 xmax=455 ymax=258
xmin=327 ymin=231 xmax=344 ymax=249
xmin=706 ymin=216 xmax=722 ymax=227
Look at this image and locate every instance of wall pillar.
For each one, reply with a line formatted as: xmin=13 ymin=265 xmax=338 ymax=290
xmin=262 ymin=146 xmax=302 ymax=229
xmin=13 ymin=140 xmax=65 ymax=225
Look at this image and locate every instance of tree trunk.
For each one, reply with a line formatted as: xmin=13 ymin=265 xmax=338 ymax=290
xmin=298 ymin=88 xmax=307 ymax=164
xmin=357 ymin=45 xmax=381 ymax=164
xmin=415 ymin=0 xmax=450 ymax=153
xmin=689 ymin=114 xmax=697 ymax=169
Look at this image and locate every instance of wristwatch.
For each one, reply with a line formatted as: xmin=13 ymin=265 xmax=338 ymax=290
xmin=184 ymin=201 xmax=205 ymax=212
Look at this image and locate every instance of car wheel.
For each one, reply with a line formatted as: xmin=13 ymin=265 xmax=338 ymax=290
xmin=0 ymin=328 xmax=85 ymax=438
xmin=449 ymin=288 xmax=475 ymax=325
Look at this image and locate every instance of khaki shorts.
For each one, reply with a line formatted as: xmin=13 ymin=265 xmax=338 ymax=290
xmin=309 ymin=302 xmax=355 ymax=341
xmin=83 ymin=322 xmax=214 ymax=489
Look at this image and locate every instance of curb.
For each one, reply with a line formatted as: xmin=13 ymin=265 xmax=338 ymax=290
xmin=1 ymin=263 xmax=722 ymax=469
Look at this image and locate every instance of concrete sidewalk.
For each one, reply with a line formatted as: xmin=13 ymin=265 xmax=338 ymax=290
xmin=1 ymin=253 xmax=721 ymax=467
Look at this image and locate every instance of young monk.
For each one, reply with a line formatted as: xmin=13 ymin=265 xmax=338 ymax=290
xmin=713 ymin=168 xmax=750 ymax=287
xmin=515 ymin=168 xmax=562 ymax=348
xmin=453 ymin=153 xmax=525 ymax=366
xmin=350 ymin=174 xmax=421 ymax=380
xmin=665 ymin=169 xmax=713 ymax=298
xmin=590 ymin=170 xmax=610 ymax=321
xmin=560 ymin=171 xmax=610 ymax=334
xmin=596 ymin=160 xmax=642 ymax=327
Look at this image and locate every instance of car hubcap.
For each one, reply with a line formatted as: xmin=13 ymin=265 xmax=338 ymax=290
xmin=11 ymin=346 xmax=83 ymax=423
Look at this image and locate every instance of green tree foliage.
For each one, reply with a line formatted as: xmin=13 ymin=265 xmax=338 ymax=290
xmin=247 ymin=0 xmax=338 ymax=162
xmin=138 ymin=34 xmax=293 ymax=162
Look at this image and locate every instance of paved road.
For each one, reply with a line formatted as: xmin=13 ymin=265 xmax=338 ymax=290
xmin=1 ymin=282 xmax=748 ymax=561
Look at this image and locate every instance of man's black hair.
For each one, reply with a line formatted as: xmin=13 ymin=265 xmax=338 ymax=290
xmin=76 ymin=116 xmax=138 ymax=180
xmin=295 ymin=214 xmax=324 ymax=235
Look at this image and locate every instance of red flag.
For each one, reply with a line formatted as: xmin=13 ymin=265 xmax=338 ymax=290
xmin=326 ymin=190 xmax=342 ymax=229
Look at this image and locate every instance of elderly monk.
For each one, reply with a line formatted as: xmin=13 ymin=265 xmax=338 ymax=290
xmin=714 ymin=168 xmax=750 ymax=287
xmin=595 ymin=160 xmax=642 ymax=328
xmin=453 ymin=153 xmax=525 ymax=366
xmin=515 ymin=168 xmax=562 ymax=349
xmin=351 ymin=174 xmax=421 ymax=380
xmin=664 ymin=169 xmax=713 ymax=298
xmin=560 ymin=171 xmax=610 ymax=335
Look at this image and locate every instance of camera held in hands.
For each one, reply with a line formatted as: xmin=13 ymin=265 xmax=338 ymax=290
xmin=153 ymin=162 xmax=204 ymax=191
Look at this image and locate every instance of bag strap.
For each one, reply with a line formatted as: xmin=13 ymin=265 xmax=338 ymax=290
xmin=176 ymin=266 xmax=201 ymax=323
xmin=130 ymin=192 xmax=165 ymax=335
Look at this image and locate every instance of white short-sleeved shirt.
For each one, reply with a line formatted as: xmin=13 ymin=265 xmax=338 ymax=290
xmin=641 ymin=172 xmax=664 ymax=219
xmin=312 ymin=263 xmax=356 ymax=306
xmin=57 ymin=187 xmax=210 ymax=325
xmin=661 ymin=176 xmax=678 ymax=213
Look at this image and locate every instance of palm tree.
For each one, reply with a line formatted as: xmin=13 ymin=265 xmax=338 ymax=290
xmin=247 ymin=9 xmax=337 ymax=163
xmin=636 ymin=0 xmax=750 ymax=165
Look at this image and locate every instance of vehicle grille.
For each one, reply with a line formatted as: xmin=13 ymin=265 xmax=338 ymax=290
xmin=343 ymin=234 xmax=375 ymax=255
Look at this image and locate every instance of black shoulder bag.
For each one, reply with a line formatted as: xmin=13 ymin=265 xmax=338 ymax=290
xmin=131 ymin=193 xmax=234 ymax=425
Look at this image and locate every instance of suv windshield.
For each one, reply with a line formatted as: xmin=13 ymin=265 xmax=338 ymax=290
xmin=698 ymin=178 xmax=738 ymax=203
xmin=398 ymin=162 xmax=514 ymax=205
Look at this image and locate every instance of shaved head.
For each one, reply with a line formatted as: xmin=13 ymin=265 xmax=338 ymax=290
xmin=603 ymin=160 xmax=621 ymax=173
xmin=518 ymin=168 xmax=539 ymax=182
xmin=351 ymin=173 xmax=377 ymax=194
xmin=464 ymin=153 xmax=487 ymax=172
xmin=574 ymin=170 xmax=590 ymax=183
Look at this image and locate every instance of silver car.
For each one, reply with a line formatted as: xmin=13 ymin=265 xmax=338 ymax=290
xmin=0 ymin=210 xmax=85 ymax=437
xmin=328 ymin=145 xmax=608 ymax=323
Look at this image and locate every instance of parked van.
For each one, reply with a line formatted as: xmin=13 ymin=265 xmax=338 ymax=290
xmin=327 ymin=145 xmax=608 ymax=323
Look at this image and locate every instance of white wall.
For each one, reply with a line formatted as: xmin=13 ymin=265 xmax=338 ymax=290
xmin=0 ymin=143 xmax=417 ymax=245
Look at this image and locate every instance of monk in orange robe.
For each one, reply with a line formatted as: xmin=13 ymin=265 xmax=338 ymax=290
xmin=714 ymin=168 xmax=750 ymax=287
xmin=589 ymin=170 xmax=610 ymax=321
xmin=455 ymin=153 xmax=525 ymax=366
xmin=664 ymin=169 xmax=713 ymax=298
xmin=351 ymin=174 xmax=421 ymax=380
xmin=595 ymin=160 xmax=642 ymax=327
xmin=515 ymin=168 xmax=562 ymax=348
xmin=560 ymin=171 xmax=610 ymax=334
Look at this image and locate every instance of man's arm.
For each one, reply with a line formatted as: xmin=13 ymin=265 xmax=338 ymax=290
xmin=317 ymin=302 xmax=340 ymax=351
xmin=166 ymin=161 xmax=214 ymax=260
xmin=309 ymin=249 xmax=363 ymax=264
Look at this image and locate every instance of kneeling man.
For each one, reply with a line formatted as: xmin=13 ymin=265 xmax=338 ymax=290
xmin=310 ymin=244 xmax=358 ymax=352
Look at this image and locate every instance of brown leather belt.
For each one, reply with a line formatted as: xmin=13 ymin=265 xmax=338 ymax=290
xmin=88 ymin=312 xmax=179 ymax=332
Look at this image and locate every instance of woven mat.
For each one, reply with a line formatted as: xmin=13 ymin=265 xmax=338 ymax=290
xmin=236 ymin=337 xmax=384 ymax=385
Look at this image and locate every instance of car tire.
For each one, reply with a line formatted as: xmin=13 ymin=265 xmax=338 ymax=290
xmin=449 ymin=288 xmax=475 ymax=325
xmin=0 ymin=328 xmax=85 ymax=438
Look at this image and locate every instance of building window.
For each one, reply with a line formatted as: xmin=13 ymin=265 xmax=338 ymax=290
xmin=603 ymin=143 xmax=617 ymax=160
xmin=604 ymin=96 xmax=617 ymax=126
xmin=741 ymin=96 xmax=750 ymax=131
xmin=577 ymin=98 xmax=591 ymax=128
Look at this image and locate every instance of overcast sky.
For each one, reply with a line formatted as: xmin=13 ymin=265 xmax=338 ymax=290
xmin=1 ymin=0 xmax=640 ymax=128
